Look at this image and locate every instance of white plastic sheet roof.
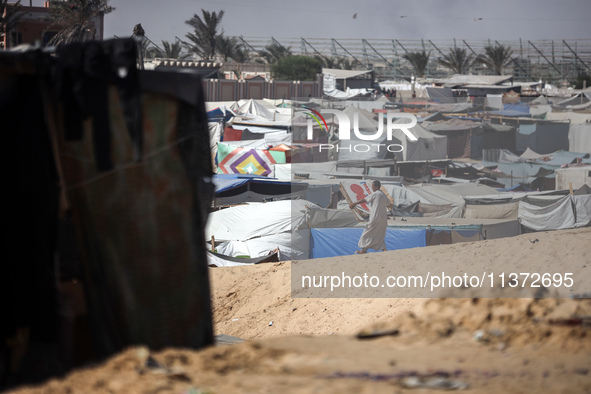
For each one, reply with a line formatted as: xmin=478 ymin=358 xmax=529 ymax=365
xmin=407 ymin=183 xmax=500 ymax=206
xmin=215 ymin=229 xmax=311 ymax=260
xmin=205 ymin=200 xmax=318 ymax=242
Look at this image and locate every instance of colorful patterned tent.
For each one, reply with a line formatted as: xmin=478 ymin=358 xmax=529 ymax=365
xmin=217 ymin=142 xmax=286 ymax=176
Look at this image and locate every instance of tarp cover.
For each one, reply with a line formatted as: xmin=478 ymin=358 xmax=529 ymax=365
xmin=568 ymin=124 xmax=591 ymax=154
xmin=205 ymin=200 xmax=317 ymax=242
xmin=274 ymin=161 xmax=338 ymax=180
xmin=464 ymin=202 xmax=519 ymax=219
xmin=310 ymin=228 xmax=426 ymax=258
xmin=518 ymin=194 xmax=591 ymax=231
xmin=308 ymin=207 xmax=360 ymax=228
xmin=206 ymin=250 xmax=278 ymax=267
xmin=216 ymin=229 xmax=311 ymax=260
xmin=390 ymin=119 xmax=448 ymax=161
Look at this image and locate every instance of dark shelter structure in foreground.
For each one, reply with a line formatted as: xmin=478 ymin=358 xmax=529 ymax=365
xmin=1 ymin=38 xmax=214 ymax=389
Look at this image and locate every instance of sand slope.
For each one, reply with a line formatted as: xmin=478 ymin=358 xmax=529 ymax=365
xmin=10 ymin=227 xmax=591 ymax=393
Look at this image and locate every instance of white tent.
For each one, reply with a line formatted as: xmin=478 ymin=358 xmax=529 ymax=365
xmin=214 ymin=230 xmax=311 ymax=261
xmin=337 ymin=107 xmax=389 ymax=161
xmin=232 ymin=99 xmax=292 ymax=123
xmin=568 ymin=124 xmax=591 ymax=154
xmin=390 ymin=118 xmax=448 ymax=161
xmin=205 ymin=200 xmax=318 ymax=259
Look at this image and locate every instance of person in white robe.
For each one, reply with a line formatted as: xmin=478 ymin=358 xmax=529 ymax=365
xmin=349 ymin=180 xmax=389 ymax=254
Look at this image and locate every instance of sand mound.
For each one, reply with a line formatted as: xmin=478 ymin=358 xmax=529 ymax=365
xmin=9 ymin=227 xmax=591 ymax=393
xmin=211 ymin=227 xmax=590 ymax=339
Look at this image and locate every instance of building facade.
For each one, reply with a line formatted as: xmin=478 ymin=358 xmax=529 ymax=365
xmin=2 ymin=1 xmax=104 ymax=49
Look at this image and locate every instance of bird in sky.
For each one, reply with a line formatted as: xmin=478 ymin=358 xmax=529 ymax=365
xmin=353 ymin=13 xmax=357 ymax=19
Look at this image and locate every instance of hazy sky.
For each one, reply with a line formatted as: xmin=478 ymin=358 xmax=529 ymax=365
xmin=31 ymin=0 xmax=591 ymax=43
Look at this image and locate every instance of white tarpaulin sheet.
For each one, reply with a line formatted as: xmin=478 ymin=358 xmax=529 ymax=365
xmin=546 ymin=112 xmax=591 ymax=124
xmin=519 ymin=195 xmax=575 ymax=231
xmin=205 ymin=200 xmax=316 ymax=242
xmin=486 ymin=94 xmax=503 ymax=110
xmin=206 ymin=251 xmax=276 ymax=267
xmin=407 ymin=183 xmax=500 ymax=206
xmin=574 ymin=194 xmax=591 ymax=227
xmin=273 ymin=162 xmax=338 ymax=180
xmin=568 ymin=124 xmax=591 ymax=154
xmin=382 ymin=185 xmax=423 ymax=205
xmin=207 ymin=252 xmax=249 ymax=267
xmin=389 ymin=118 xmax=448 ymax=161
xmin=215 ymin=229 xmax=311 ymax=260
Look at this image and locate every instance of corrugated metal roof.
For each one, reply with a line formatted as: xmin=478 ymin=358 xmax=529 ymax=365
xmin=434 ymin=74 xmax=513 ymax=87
xmin=322 ymin=68 xmax=372 ymax=79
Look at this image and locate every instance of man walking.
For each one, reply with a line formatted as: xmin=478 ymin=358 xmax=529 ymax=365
xmin=349 ymin=180 xmax=389 ymax=254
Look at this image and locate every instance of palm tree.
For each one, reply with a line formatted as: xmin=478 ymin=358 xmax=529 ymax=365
xmin=185 ymin=9 xmax=224 ymax=60
xmin=231 ymin=46 xmax=251 ymax=63
xmin=402 ymin=50 xmax=430 ymax=77
xmin=1 ymin=0 xmax=25 ymax=48
xmin=478 ymin=44 xmax=513 ymax=75
xmin=438 ymin=47 xmax=474 ymax=75
xmin=315 ymin=55 xmax=361 ymax=70
xmin=149 ymin=40 xmax=191 ymax=59
xmin=258 ymin=42 xmax=292 ymax=64
xmin=216 ymin=35 xmax=240 ymax=62
xmin=44 ymin=0 xmax=114 ymax=46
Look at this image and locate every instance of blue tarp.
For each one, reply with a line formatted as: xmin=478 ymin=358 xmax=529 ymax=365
xmin=310 ymin=228 xmax=427 ymax=258
xmin=207 ymin=106 xmax=235 ymax=122
xmin=532 ymin=151 xmax=589 ymax=166
xmin=503 ymin=103 xmax=530 ymax=114
xmin=213 ymin=174 xmax=286 ymax=194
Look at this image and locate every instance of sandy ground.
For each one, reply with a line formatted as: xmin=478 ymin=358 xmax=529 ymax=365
xmin=9 ymin=227 xmax=591 ymax=393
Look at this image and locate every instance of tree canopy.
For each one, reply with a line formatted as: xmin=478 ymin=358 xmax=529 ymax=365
xmin=1 ymin=0 xmax=25 ymax=48
xmin=478 ymin=44 xmax=513 ymax=75
xmin=148 ymin=40 xmax=191 ymax=60
xmin=402 ymin=50 xmax=430 ymax=77
xmin=438 ymin=48 xmax=474 ymax=75
xmin=45 ymin=0 xmax=114 ymax=46
xmin=258 ymin=42 xmax=292 ymax=64
xmin=271 ymin=55 xmax=322 ymax=81
xmin=185 ymin=9 xmax=224 ymax=60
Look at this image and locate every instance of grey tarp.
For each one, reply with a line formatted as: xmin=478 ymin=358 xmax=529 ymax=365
xmin=390 ymin=119 xmax=448 ymax=161
xmin=535 ymin=123 xmax=570 ymax=154
xmin=569 ymin=124 xmax=591 ymax=154
xmin=308 ymin=207 xmax=361 ymax=228
xmin=518 ymin=194 xmax=591 ymax=231
xmin=337 ymin=107 xmax=389 ymax=161
xmin=464 ymin=202 xmax=519 ymax=219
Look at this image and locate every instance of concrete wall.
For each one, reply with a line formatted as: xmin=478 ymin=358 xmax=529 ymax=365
xmin=202 ymin=74 xmax=323 ymax=101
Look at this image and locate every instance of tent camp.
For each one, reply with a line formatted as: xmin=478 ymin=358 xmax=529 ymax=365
xmin=389 ymin=118 xmax=448 ymax=161
xmin=421 ymin=118 xmax=482 ymax=159
xmin=336 ymin=107 xmax=390 ymax=162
